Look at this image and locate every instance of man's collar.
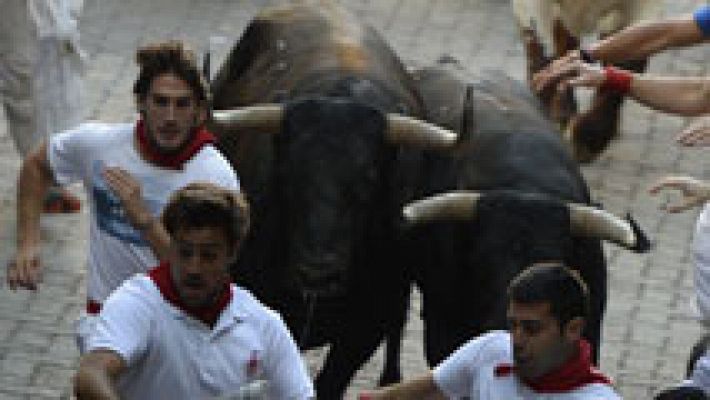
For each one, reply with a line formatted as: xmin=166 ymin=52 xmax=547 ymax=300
xmin=494 ymin=339 xmax=612 ymax=393
xmin=148 ymin=261 xmax=233 ymax=328
xmin=135 ymin=119 xmax=216 ymax=169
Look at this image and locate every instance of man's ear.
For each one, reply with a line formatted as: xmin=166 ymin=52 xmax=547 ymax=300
xmin=564 ymin=317 xmax=585 ymax=340
xmin=197 ymin=104 xmax=208 ymax=126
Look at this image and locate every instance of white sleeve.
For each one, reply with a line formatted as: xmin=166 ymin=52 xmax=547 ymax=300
xmin=433 ymin=333 xmax=501 ymax=397
xmin=262 ymin=312 xmax=314 ymax=399
xmin=690 ymin=349 xmax=710 ymax=393
xmin=46 ymin=124 xmax=87 ymax=185
xmin=85 ymin=280 xmax=153 ymax=366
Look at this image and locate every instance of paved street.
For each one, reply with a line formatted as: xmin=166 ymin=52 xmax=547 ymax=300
xmin=0 ymin=0 xmax=707 ymax=398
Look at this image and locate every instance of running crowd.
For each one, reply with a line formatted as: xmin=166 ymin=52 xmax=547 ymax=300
xmin=2 ymin=2 xmax=709 ymax=399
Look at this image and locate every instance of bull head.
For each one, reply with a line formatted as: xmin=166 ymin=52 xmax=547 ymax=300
xmin=211 ymin=104 xmax=459 ymax=148
xmin=402 ymin=190 xmax=651 ymax=253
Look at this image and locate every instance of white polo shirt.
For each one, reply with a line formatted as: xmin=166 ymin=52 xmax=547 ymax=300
xmin=86 ymin=274 xmax=314 ymax=400
xmin=433 ymin=331 xmax=620 ymax=399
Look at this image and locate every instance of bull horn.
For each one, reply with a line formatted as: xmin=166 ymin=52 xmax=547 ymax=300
xmin=402 ymin=191 xmax=481 ymax=224
xmin=211 ymin=104 xmax=284 ymax=133
xmin=385 ymin=114 xmax=458 ymax=149
xmin=567 ymin=204 xmax=649 ymax=252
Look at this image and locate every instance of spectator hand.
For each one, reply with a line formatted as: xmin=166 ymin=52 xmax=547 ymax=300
xmin=648 ymin=175 xmax=710 ymax=213
xmin=676 ymin=116 xmax=710 ymax=147
xmin=102 ymin=167 xmax=154 ymax=230
xmin=531 ymin=49 xmax=582 ymax=93
xmin=6 ymin=245 xmax=42 ymax=291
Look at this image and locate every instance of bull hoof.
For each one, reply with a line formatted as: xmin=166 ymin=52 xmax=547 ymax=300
xmin=566 ymin=113 xmax=619 ymax=163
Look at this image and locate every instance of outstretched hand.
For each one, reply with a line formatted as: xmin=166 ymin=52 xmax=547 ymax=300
xmin=676 ymin=116 xmax=710 ymax=147
xmin=533 ymin=55 xmax=606 ymax=95
xmin=648 ymin=175 xmax=710 ymax=213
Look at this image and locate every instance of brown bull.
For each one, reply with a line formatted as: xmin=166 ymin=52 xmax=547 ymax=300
xmin=513 ymin=0 xmax=663 ymax=162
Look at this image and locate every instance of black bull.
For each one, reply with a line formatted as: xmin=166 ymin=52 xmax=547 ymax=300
xmin=207 ymin=2 xmax=456 ymax=398
xmin=206 ymin=2 xmax=648 ymax=397
xmin=404 ymin=62 xmax=649 ymax=365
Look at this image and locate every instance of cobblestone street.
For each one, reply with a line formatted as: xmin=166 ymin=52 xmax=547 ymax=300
xmin=0 ymin=0 xmax=707 ymax=398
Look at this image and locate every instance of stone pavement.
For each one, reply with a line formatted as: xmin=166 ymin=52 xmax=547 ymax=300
xmin=0 ymin=0 xmax=707 ymax=398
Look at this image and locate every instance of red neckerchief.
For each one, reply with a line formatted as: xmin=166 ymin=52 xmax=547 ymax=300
xmin=494 ymin=339 xmax=612 ymax=393
xmin=135 ymin=119 xmax=216 ymax=169
xmin=148 ymin=261 xmax=232 ymax=328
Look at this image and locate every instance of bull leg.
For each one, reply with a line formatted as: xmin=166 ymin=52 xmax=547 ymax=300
xmin=568 ymin=58 xmax=648 ymax=162
xmin=316 ymin=323 xmax=386 ymax=400
xmin=378 ymin=285 xmax=411 ymax=386
xmin=549 ymin=19 xmax=579 ymax=128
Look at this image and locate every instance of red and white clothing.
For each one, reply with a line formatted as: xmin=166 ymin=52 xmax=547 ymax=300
xmin=86 ymin=264 xmax=314 ymax=400
xmin=47 ymin=121 xmax=240 ymax=350
xmin=433 ymin=331 xmax=620 ymax=399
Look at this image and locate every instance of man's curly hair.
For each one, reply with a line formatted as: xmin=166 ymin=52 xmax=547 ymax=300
xmin=133 ymin=40 xmax=210 ymax=103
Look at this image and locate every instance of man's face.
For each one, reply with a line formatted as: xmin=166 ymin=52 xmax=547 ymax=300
xmin=139 ymin=73 xmax=205 ymax=154
xmin=169 ymin=226 xmax=234 ymax=309
xmin=507 ymin=301 xmax=582 ymax=379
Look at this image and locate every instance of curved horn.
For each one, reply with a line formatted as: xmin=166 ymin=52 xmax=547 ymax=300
xmin=567 ymin=204 xmax=648 ymax=252
xmin=211 ymin=104 xmax=284 ymax=133
xmin=402 ymin=191 xmax=482 ymax=224
xmin=385 ymin=114 xmax=458 ymax=149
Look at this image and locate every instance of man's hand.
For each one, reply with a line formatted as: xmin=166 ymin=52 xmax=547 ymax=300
xmin=676 ymin=116 xmax=710 ymax=147
xmin=531 ymin=50 xmax=582 ymax=93
xmin=102 ymin=167 xmax=154 ymax=230
xmin=648 ymin=175 xmax=710 ymax=213
xmin=6 ymin=245 xmax=42 ymax=290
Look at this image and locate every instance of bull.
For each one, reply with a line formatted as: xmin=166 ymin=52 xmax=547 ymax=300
xmin=401 ymin=60 xmax=650 ymax=365
xmin=512 ymin=0 xmax=663 ymax=162
xmin=207 ymin=1 xmax=457 ymax=397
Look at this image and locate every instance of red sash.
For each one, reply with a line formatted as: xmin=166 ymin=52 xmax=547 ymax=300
xmin=135 ymin=119 xmax=216 ymax=169
xmin=148 ymin=262 xmax=232 ymax=328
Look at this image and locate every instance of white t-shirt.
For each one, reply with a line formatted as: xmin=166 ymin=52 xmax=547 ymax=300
xmin=48 ymin=121 xmax=240 ymax=303
xmin=693 ymin=204 xmax=710 ymax=324
xmin=433 ymin=331 xmax=620 ymax=400
xmin=86 ymin=274 xmax=315 ymax=400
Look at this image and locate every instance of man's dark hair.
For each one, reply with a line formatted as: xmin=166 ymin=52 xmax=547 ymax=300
xmin=507 ymin=262 xmax=589 ymax=329
xmin=133 ymin=40 xmax=209 ymax=103
xmin=162 ymin=182 xmax=250 ymax=253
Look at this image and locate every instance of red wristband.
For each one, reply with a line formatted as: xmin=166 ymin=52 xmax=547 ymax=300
xmin=602 ymin=66 xmax=633 ymax=94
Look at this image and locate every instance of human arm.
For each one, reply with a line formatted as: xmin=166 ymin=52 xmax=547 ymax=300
xmin=533 ymin=8 xmax=709 ymax=93
xmin=648 ymin=175 xmax=710 ymax=213
xmin=587 ymin=14 xmax=708 ymax=63
xmin=73 ymin=349 xmax=127 ymax=400
xmin=553 ymin=61 xmax=710 ymax=116
xmin=358 ymin=373 xmax=446 ymax=400
xmin=102 ymin=167 xmax=171 ymax=260
xmin=7 ymin=142 xmax=54 ymax=290
xmin=262 ymin=313 xmax=315 ymax=399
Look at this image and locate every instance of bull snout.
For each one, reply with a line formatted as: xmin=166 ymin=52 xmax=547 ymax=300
xmin=294 ymin=253 xmax=349 ymax=298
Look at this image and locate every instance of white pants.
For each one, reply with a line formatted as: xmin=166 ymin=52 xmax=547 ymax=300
xmin=0 ymin=0 xmax=84 ymax=157
xmin=693 ymin=204 xmax=710 ymax=325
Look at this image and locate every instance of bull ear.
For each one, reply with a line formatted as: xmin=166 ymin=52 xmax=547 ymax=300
xmin=567 ymin=204 xmax=651 ymax=253
xmin=211 ymin=104 xmax=284 ymax=134
xmin=385 ymin=114 xmax=458 ymax=149
xmin=402 ymin=191 xmax=481 ymax=224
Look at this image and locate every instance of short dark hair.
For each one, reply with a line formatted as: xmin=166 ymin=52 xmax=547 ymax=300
xmin=162 ymin=182 xmax=249 ymax=252
xmin=133 ymin=40 xmax=209 ymax=103
xmin=507 ymin=262 xmax=589 ymax=328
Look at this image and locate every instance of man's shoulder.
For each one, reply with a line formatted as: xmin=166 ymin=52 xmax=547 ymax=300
xmin=569 ymin=382 xmax=621 ymax=399
xmin=105 ymin=273 xmax=161 ymax=310
xmin=53 ymin=121 xmax=134 ymax=146
xmin=230 ymin=286 xmax=284 ymax=327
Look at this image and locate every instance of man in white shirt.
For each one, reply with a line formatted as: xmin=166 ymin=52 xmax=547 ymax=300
xmin=360 ymin=263 xmax=619 ymax=399
xmin=74 ymin=182 xmax=314 ymax=400
xmin=5 ymin=41 xmax=240 ymax=351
